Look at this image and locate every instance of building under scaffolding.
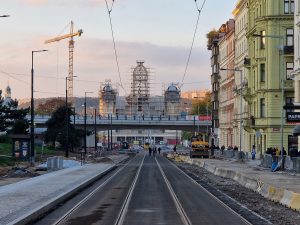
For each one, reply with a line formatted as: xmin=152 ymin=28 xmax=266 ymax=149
xmin=126 ymin=60 xmax=150 ymax=116
xmin=99 ymin=80 xmax=118 ymax=116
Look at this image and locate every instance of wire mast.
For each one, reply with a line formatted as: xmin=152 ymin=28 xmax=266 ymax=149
xmin=45 ymin=21 xmax=83 ymax=101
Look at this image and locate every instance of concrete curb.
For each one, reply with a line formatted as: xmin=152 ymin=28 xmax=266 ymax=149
xmin=9 ymin=165 xmax=116 ymax=225
xmin=8 ymin=156 xmax=129 ymax=225
xmin=169 ymin=154 xmax=300 ymax=211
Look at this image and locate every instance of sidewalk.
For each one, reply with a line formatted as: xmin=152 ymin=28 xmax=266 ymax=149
xmin=170 ymin=154 xmax=300 ymax=211
xmin=0 ymin=155 xmax=128 ymax=225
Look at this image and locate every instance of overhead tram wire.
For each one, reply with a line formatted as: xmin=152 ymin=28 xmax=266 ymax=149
xmin=104 ymin=0 xmax=127 ymax=95
xmin=180 ymin=0 xmax=207 ymax=88
xmin=0 ymin=70 xmax=30 ymax=85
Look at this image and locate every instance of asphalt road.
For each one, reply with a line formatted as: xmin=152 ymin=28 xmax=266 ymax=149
xmin=36 ymin=152 xmax=251 ymax=225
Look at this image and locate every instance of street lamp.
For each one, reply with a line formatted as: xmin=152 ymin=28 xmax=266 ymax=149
xmin=252 ymin=34 xmax=284 ymax=167
xmin=220 ymin=68 xmax=243 ymax=152
xmin=65 ymin=76 xmax=77 ymax=158
xmin=30 ymin=50 xmax=48 ymax=165
xmin=94 ymin=108 xmax=97 ymax=151
xmin=84 ymin=91 xmax=93 ymax=154
xmin=0 ymin=15 xmax=10 ymax=17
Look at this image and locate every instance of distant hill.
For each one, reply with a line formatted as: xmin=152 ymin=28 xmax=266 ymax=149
xmin=18 ymin=97 xmax=99 ymax=115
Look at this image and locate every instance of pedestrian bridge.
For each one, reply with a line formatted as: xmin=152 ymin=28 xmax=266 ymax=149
xmin=31 ymin=115 xmax=211 ymax=132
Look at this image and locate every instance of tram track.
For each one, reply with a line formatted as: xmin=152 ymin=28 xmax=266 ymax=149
xmin=33 ymin=155 xmax=142 ymax=225
xmin=160 ymin=156 xmax=253 ymax=225
xmin=114 ymin=154 xmax=145 ymax=225
xmin=155 ymin=157 xmax=191 ymax=225
xmin=33 ymin=153 xmax=263 ymax=225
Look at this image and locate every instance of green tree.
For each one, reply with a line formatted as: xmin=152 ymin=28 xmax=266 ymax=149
xmin=45 ymin=105 xmax=83 ymax=149
xmin=182 ymin=131 xmax=193 ymax=141
xmin=191 ymin=92 xmax=212 ymax=116
xmin=0 ymin=91 xmax=7 ymax=132
xmin=5 ymin=99 xmax=30 ymax=134
xmin=0 ymin=91 xmax=29 ymax=134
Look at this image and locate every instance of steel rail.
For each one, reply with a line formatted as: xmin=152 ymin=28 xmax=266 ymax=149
xmin=155 ymin=157 xmax=192 ymax=225
xmin=52 ymin=155 xmax=139 ymax=225
xmin=163 ymin=157 xmax=258 ymax=225
xmin=114 ymin=153 xmax=146 ymax=225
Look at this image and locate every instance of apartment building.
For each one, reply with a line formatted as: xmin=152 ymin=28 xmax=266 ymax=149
xmin=245 ymin=0 xmax=294 ymax=153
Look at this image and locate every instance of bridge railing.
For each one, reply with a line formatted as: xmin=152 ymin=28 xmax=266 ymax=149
xmin=30 ymin=114 xmax=212 ymax=126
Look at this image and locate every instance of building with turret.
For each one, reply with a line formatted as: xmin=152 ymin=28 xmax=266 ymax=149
xmin=2 ymin=84 xmax=13 ymax=106
xmin=164 ymin=84 xmax=181 ymax=116
xmin=99 ymin=80 xmax=117 ymax=116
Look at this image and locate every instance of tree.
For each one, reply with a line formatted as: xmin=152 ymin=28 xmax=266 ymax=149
xmin=191 ymin=92 xmax=212 ymax=116
xmin=45 ymin=105 xmax=83 ymax=149
xmin=0 ymin=91 xmax=29 ymax=134
xmin=35 ymin=98 xmax=65 ymax=115
xmin=0 ymin=90 xmax=7 ymax=132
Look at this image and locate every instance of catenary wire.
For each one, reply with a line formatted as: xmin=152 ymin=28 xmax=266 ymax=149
xmin=0 ymin=70 xmax=210 ymax=87
xmin=180 ymin=0 xmax=207 ymax=88
xmin=104 ymin=0 xmax=127 ymax=95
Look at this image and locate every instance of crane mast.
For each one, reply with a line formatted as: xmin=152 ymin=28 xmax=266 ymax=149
xmin=45 ymin=21 xmax=83 ymax=102
xmin=68 ymin=21 xmax=74 ymax=100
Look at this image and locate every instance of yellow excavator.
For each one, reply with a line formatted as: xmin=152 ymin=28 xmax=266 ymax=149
xmin=190 ymin=135 xmax=209 ymax=158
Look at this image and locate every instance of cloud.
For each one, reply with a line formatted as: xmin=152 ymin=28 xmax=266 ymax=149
xmin=0 ymin=36 xmax=210 ymax=99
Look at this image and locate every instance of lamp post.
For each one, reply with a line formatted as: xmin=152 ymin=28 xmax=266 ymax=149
xmin=220 ymin=68 xmax=243 ymax=152
xmin=71 ymin=107 xmax=76 ymax=153
xmin=94 ymin=108 xmax=97 ymax=151
xmin=253 ymin=34 xmax=284 ymax=167
xmin=30 ymin=50 xmax=47 ymax=165
xmin=84 ymin=91 xmax=93 ymax=154
xmin=65 ymin=76 xmax=77 ymax=158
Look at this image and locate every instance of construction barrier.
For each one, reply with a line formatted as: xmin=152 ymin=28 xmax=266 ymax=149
xmin=168 ymin=154 xmax=300 ymax=211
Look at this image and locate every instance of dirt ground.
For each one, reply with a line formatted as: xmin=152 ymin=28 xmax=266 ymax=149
xmin=0 ymin=153 xmax=113 ymax=187
xmin=177 ymin=162 xmax=300 ymax=225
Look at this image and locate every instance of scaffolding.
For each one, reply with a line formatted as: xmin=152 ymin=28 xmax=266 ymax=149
xmin=126 ymin=60 xmax=151 ymax=116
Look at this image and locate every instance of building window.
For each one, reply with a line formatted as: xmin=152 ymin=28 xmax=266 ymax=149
xmin=260 ymin=98 xmax=266 ymax=118
xmin=285 ymin=0 xmax=294 ymax=13
xmin=260 ymin=30 xmax=266 ymax=49
xmin=286 ymin=28 xmax=294 ymax=46
xmin=286 ymin=62 xmax=294 ymax=79
xmin=284 ymin=0 xmax=289 ymax=13
xmin=286 ymin=97 xmax=294 ymax=112
xmin=260 ymin=63 xmax=265 ymax=82
xmin=291 ymin=0 xmax=295 ymax=13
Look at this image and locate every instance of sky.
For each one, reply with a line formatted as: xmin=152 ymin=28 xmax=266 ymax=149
xmin=0 ymin=0 xmax=237 ymax=100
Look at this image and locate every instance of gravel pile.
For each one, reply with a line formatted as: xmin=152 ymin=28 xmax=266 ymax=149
xmin=176 ymin=162 xmax=300 ymax=225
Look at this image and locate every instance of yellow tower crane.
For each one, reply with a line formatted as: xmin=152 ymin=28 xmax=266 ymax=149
xmin=45 ymin=21 xmax=83 ymax=100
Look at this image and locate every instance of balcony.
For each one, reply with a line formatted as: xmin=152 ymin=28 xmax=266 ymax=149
xmin=243 ymin=116 xmax=255 ymax=128
xmin=242 ymin=87 xmax=252 ymax=102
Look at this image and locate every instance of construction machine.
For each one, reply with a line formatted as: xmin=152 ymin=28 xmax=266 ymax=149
xmin=190 ymin=135 xmax=209 ymax=158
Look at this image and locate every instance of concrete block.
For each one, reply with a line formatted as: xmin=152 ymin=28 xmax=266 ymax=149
xmin=289 ymin=193 xmax=300 ymax=210
xmin=266 ymin=186 xmax=285 ymax=203
xmin=47 ymin=156 xmax=64 ymax=171
xmin=225 ymin=150 xmax=234 ymax=158
xmin=280 ymin=190 xmax=293 ymax=206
